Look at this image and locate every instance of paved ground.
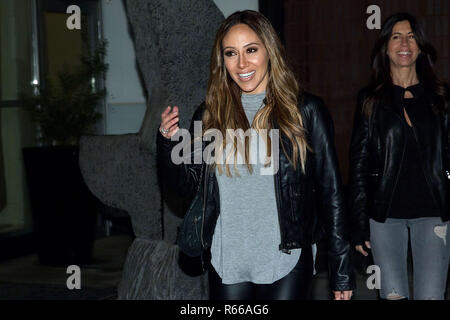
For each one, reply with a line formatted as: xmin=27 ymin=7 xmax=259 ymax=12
xmin=0 ymin=235 xmax=447 ymax=300
xmin=0 ymin=235 xmax=133 ymax=299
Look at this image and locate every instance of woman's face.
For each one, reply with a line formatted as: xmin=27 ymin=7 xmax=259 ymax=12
xmin=386 ymin=20 xmax=421 ymax=70
xmin=222 ymin=23 xmax=269 ymax=95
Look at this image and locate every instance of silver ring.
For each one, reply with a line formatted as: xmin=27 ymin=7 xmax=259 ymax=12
xmin=160 ymin=127 xmax=169 ymax=135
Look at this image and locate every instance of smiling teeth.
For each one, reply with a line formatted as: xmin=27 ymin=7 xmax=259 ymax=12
xmin=239 ymin=71 xmax=255 ymax=77
xmin=399 ymin=52 xmax=411 ymax=55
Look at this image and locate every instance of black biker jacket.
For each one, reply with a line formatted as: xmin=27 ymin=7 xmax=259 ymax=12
xmin=157 ymin=93 xmax=355 ymax=291
xmin=349 ymin=84 xmax=450 ymax=245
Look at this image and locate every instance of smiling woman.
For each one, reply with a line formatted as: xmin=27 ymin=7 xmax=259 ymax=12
xmin=349 ymin=12 xmax=450 ymax=300
xmin=157 ymin=10 xmax=355 ymax=300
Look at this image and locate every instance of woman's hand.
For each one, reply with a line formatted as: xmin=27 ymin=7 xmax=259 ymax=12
xmin=333 ymin=290 xmax=353 ymax=300
xmin=355 ymin=241 xmax=371 ymax=256
xmin=159 ymin=106 xmax=180 ymax=139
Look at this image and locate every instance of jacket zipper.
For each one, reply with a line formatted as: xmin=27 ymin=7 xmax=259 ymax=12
xmin=199 ymin=161 xmax=208 ymax=272
xmin=201 ymin=162 xmax=208 ymax=249
xmin=274 ymin=169 xmax=290 ymax=254
xmin=386 ymin=111 xmax=407 ymax=216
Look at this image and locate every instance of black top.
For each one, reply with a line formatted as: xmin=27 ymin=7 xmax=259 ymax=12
xmin=388 ymin=85 xmax=440 ymax=219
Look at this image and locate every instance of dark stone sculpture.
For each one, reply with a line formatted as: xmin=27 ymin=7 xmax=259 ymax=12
xmin=79 ymin=0 xmax=223 ymax=299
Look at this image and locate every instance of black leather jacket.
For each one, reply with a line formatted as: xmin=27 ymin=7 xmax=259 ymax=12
xmin=157 ymin=93 xmax=355 ymax=291
xmin=349 ymin=83 xmax=450 ymax=245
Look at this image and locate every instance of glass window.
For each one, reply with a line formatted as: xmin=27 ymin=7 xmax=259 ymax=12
xmin=0 ymin=0 xmax=34 ymax=102
xmin=0 ymin=0 xmax=35 ymax=234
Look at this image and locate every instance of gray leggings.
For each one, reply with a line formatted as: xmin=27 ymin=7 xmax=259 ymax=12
xmin=369 ymin=217 xmax=450 ymax=300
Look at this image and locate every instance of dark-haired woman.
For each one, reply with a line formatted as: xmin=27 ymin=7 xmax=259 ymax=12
xmin=157 ymin=10 xmax=354 ymax=300
xmin=349 ymin=12 xmax=450 ymax=300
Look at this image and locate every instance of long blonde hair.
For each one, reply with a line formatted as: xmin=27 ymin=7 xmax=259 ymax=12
xmin=204 ymin=10 xmax=309 ymax=176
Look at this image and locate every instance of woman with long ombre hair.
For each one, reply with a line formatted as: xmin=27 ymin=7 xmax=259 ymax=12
xmin=157 ymin=10 xmax=354 ymax=300
xmin=349 ymin=12 xmax=450 ymax=300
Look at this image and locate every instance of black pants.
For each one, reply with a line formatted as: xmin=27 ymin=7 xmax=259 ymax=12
xmin=208 ymin=246 xmax=314 ymax=300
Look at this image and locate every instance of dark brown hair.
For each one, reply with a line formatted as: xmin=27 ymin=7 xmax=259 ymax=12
xmin=363 ymin=12 xmax=449 ymax=116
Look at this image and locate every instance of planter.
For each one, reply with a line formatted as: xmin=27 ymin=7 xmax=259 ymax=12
xmin=23 ymin=146 xmax=98 ymax=266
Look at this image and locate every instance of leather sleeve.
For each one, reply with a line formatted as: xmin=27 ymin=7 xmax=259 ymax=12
xmin=303 ymin=94 xmax=356 ymax=292
xmin=348 ymin=90 xmax=371 ymax=246
xmin=156 ymin=104 xmax=205 ymax=200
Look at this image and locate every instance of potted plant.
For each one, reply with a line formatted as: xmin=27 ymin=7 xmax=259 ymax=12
xmin=21 ymin=40 xmax=108 ymax=266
